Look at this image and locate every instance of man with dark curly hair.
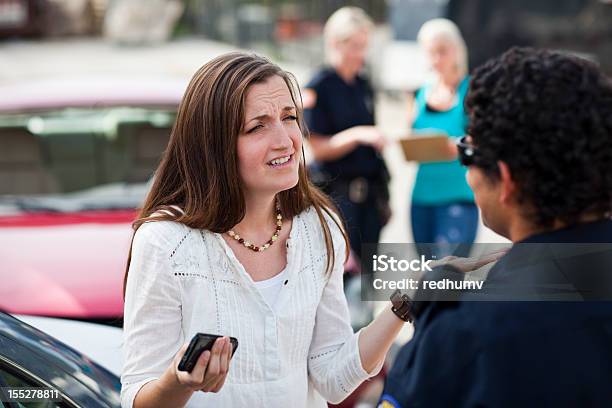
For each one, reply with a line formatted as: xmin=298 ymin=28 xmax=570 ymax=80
xmin=378 ymin=47 xmax=612 ymax=407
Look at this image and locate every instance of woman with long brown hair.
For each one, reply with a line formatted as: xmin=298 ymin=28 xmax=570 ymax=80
xmin=120 ymin=52 xmax=408 ymax=408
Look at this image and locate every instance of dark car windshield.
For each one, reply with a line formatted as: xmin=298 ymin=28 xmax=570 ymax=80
xmin=0 ymin=106 xmax=175 ymax=213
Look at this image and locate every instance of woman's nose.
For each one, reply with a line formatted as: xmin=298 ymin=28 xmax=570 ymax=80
xmin=271 ymin=123 xmax=293 ymax=149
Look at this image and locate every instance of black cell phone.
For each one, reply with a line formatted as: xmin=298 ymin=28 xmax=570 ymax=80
xmin=177 ymin=333 xmax=239 ymax=373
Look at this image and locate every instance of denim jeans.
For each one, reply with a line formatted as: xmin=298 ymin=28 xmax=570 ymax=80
xmin=410 ymin=202 xmax=479 ymax=259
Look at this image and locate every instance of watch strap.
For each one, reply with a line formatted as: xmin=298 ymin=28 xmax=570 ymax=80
xmin=390 ymin=289 xmax=414 ymax=323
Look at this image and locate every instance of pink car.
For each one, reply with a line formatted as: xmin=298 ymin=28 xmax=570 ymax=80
xmin=0 ymin=76 xmax=185 ymax=323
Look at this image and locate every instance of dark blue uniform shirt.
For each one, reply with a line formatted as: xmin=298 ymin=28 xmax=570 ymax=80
xmin=380 ymin=219 xmax=612 ymax=408
xmin=304 ymin=67 xmax=385 ymax=181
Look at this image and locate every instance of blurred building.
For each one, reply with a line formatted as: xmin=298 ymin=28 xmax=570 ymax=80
xmin=449 ymin=0 xmax=612 ymax=75
xmin=389 ymin=0 xmax=612 ymax=76
xmin=178 ymin=0 xmax=387 ymax=67
xmin=0 ymin=0 xmax=106 ymax=38
xmin=181 ymin=0 xmax=386 ymax=44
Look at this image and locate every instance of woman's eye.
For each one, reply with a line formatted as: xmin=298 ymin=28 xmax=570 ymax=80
xmin=284 ymin=115 xmax=297 ymax=122
xmin=246 ymin=124 xmax=263 ymax=134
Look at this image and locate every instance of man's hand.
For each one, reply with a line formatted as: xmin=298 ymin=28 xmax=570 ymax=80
xmin=429 ymin=248 xmax=509 ymax=273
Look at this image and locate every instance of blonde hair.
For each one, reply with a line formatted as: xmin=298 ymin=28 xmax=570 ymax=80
xmin=324 ymin=7 xmax=374 ymax=65
xmin=417 ymin=18 xmax=468 ymax=78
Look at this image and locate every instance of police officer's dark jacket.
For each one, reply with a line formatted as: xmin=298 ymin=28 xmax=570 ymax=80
xmin=304 ymin=67 xmax=387 ymax=182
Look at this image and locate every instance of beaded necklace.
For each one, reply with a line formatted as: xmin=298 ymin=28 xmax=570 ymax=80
xmin=227 ymin=206 xmax=282 ymax=253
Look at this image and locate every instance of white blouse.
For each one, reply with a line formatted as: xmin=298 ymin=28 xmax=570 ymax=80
xmin=253 ymin=266 xmax=289 ymax=312
xmin=121 ymin=206 xmax=382 ymax=408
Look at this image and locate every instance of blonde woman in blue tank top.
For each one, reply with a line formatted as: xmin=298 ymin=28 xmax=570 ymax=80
xmin=409 ymin=19 xmax=478 ymax=259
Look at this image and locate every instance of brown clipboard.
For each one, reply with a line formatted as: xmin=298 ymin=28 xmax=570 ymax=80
xmin=399 ymin=134 xmax=455 ymax=163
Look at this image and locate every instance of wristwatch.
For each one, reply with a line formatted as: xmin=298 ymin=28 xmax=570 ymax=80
xmin=390 ymin=289 xmax=414 ymax=323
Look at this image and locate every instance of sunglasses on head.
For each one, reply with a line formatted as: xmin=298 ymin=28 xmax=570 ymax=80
xmin=457 ymin=136 xmax=479 ymax=166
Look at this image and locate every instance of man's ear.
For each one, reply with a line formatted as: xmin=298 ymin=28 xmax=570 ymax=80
xmin=497 ymin=161 xmax=516 ymax=205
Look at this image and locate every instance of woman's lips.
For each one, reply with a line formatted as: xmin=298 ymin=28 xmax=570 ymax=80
xmin=267 ymin=154 xmax=294 ymax=168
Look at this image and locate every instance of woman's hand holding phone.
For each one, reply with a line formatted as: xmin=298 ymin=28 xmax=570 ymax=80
xmin=171 ymin=336 xmax=233 ymax=394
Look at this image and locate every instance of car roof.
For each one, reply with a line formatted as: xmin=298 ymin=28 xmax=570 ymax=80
xmin=16 ymin=314 xmax=123 ymax=376
xmin=0 ymin=312 xmax=120 ymax=407
xmin=0 ymin=76 xmax=187 ymax=113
